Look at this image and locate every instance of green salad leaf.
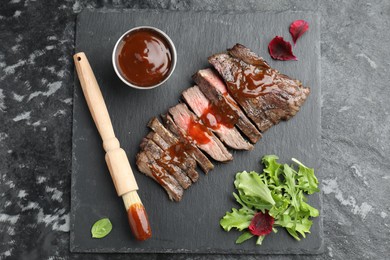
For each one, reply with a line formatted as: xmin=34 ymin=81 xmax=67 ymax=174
xmin=236 ymin=231 xmax=254 ymax=244
xmin=220 ymin=155 xmax=320 ymax=245
xmin=91 ymin=218 xmax=112 ymax=238
xmin=292 ymin=158 xmax=320 ymax=195
xmin=220 ymin=208 xmax=254 ymax=232
xmin=235 ymin=171 xmax=275 ymax=207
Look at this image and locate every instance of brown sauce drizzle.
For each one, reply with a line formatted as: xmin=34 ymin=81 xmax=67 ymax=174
xmin=156 ymin=142 xmax=194 ymax=175
xmin=200 ymin=103 xmax=238 ymax=130
xmin=150 ymin=163 xmax=170 ymax=183
xmin=227 ymin=60 xmax=279 ymax=99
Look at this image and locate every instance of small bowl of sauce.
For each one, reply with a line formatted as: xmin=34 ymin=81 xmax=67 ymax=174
xmin=112 ymin=26 xmax=177 ymax=89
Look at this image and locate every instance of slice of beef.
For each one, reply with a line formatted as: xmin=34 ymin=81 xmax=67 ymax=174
xmin=209 ymin=52 xmax=274 ymax=131
xmin=148 ymin=116 xmax=213 ymax=174
xmin=168 ymin=103 xmax=233 ymax=162
xmin=208 ymin=44 xmax=310 ymax=132
xmin=193 ymin=69 xmax=262 ymax=143
xmin=182 ymin=85 xmax=253 ymax=150
xmin=136 ymin=151 xmax=183 ymax=201
xmin=142 ymin=138 xmax=192 ymax=189
xmin=228 ymin=44 xmax=270 ymax=68
xmin=148 ymin=117 xmax=177 ymax=145
xmin=161 ymin=114 xmax=214 ymax=174
xmin=145 ymin=131 xmax=169 ymax=149
xmin=171 ymin=163 xmax=198 ymax=182
xmin=145 ymin=131 xmax=199 ymax=182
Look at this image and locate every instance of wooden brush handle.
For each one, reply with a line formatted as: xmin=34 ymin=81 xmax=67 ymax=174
xmin=73 ymin=52 xmax=138 ymax=196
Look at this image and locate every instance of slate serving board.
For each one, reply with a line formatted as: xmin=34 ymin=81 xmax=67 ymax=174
xmin=71 ymin=9 xmax=322 ymax=254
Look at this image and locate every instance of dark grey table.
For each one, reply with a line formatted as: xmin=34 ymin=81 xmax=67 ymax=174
xmin=0 ymin=1 xmax=389 ymax=259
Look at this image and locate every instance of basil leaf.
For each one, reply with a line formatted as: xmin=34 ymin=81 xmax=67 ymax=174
xmin=91 ymin=218 xmax=112 ymax=238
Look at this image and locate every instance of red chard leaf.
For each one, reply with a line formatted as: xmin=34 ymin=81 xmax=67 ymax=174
xmin=268 ymin=36 xmax=297 ymax=61
xmin=290 ymin=19 xmax=309 ymax=45
xmin=248 ymin=211 xmax=274 ymax=236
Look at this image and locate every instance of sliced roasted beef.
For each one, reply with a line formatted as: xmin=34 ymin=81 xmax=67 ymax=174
xmin=193 ymin=69 xmax=262 ymax=143
xmin=182 ymin=85 xmax=253 ymax=150
xmin=209 ymin=44 xmax=310 ymax=132
xmin=148 ymin=117 xmax=213 ymax=174
xmin=169 ymin=103 xmax=233 ymax=162
xmin=141 ymin=138 xmax=192 ymax=189
xmin=137 ymin=44 xmax=310 ymax=202
xmin=161 ymin=114 xmax=214 ymax=174
xmin=136 ymin=151 xmax=183 ymax=201
xmin=145 ymin=131 xmax=199 ymax=182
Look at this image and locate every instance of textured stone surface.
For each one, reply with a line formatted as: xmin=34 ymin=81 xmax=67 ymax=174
xmin=0 ymin=0 xmax=389 ymax=259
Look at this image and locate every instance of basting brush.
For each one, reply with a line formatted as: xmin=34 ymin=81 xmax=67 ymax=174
xmin=73 ymin=52 xmax=152 ymax=241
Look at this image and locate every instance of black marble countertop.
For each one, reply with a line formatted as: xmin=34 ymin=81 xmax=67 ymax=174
xmin=0 ymin=1 xmax=389 ymax=259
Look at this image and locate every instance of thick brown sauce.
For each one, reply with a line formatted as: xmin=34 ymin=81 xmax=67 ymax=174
xmin=127 ymin=203 xmax=152 ymax=241
xmin=200 ymin=103 xmax=238 ymax=130
xmin=117 ymin=29 xmax=172 ymax=87
xmin=227 ymin=61 xmax=278 ymax=99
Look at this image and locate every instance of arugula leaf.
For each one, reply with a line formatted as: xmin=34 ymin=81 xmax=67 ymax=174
xmin=233 ymin=192 xmax=254 ymax=212
xmin=262 ymin=155 xmax=283 ymax=186
xmin=281 ymin=164 xmax=300 ymax=209
xmin=286 ymin=227 xmax=300 ymax=241
xmin=269 ymin=191 xmax=290 ymax=219
xmin=292 ymin=158 xmax=319 ymax=194
xmin=236 ymin=231 xmax=254 ymax=244
xmin=301 ymin=200 xmax=319 ymax=217
xmin=220 ymin=208 xmax=254 ymax=232
xmin=295 ymin=217 xmax=313 ymax=237
xmin=239 ymin=194 xmax=273 ymax=211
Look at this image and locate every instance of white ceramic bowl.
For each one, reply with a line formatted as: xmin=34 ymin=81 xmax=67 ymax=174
xmin=112 ymin=26 xmax=177 ymax=90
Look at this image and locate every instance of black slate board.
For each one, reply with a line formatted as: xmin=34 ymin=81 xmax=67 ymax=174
xmin=71 ymin=9 xmax=322 ymax=254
